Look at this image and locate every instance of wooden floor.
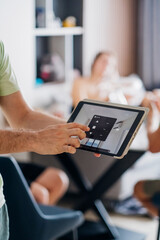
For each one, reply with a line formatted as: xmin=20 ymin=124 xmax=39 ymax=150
xmin=85 ymin=211 xmax=158 ymax=240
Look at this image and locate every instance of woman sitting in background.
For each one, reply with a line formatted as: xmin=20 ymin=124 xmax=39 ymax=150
xmin=71 ymin=51 xmax=145 ymax=107
xmin=72 ymin=50 xmax=160 ymax=131
xmin=72 ymin=51 xmax=160 ymax=216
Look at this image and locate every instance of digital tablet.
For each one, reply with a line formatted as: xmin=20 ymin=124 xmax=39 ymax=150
xmin=68 ymin=99 xmax=149 ymax=158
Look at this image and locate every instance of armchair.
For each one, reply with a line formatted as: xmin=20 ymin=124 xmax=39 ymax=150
xmin=151 ymin=192 xmax=160 ymax=240
xmin=0 ymin=156 xmax=84 ymax=240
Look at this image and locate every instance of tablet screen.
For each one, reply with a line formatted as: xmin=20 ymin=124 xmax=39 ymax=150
xmin=68 ymin=100 xmax=147 ymax=157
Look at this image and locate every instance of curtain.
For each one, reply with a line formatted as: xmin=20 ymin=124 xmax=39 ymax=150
xmin=138 ymin=0 xmax=160 ymax=90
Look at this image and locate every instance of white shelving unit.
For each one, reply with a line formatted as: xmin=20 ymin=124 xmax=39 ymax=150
xmin=0 ymin=0 xmax=83 ymax=113
xmin=32 ymin=0 xmax=83 ymax=118
xmin=33 ymin=27 xmax=84 ymax=36
xmin=33 ymin=26 xmax=83 ymax=86
xmin=34 ymin=0 xmax=83 ymax=82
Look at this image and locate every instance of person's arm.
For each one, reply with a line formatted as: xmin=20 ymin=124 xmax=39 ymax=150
xmin=0 ymin=123 xmax=87 ymax=155
xmin=0 ymin=129 xmax=36 ymax=154
xmin=0 ymin=91 xmax=66 ymax=130
xmin=148 ymin=128 xmax=160 ymax=153
xmin=0 ymin=91 xmax=89 ymax=155
xmin=71 ymin=78 xmax=81 ymax=107
xmin=143 ymin=97 xmax=160 ymax=153
xmin=71 ymin=78 xmax=88 ymax=107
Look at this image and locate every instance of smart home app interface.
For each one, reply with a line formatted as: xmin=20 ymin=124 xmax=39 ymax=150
xmin=73 ymin=104 xmax=138 ymax=154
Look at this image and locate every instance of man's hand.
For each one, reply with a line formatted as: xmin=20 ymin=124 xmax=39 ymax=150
xmin=32 ymin=123 xmax=89 ymax=155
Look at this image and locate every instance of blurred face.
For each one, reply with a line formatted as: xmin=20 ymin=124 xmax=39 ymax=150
xmin=92 ymin=53 xmax=117 ymax=78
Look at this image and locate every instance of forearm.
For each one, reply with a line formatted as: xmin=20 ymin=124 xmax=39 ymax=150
xmin=148 ymin=127 xmax=160 ymax=153
xmin=0 ymin=92 xmax=66 ymax=131
xmin=13 ymin=109 xmax=66 ymax=130
xmin=0 ymin=129 xmax=36 ymax=154
xmin=0 ymin=92 xmax=89 ymax=155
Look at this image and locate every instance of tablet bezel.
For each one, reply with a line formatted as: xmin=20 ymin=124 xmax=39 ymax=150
xmin=68 ymin=99 xmax=148 ymax=158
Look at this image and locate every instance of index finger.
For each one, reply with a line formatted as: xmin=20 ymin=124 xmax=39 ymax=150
xmin=94 ymin=153 xmax=101 ymax=158
xmin=67 ymin=122 xmax=90 ymax=131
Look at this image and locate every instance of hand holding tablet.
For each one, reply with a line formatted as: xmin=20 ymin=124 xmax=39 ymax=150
xmin=68 ymin=99 xmax=149 ymax=158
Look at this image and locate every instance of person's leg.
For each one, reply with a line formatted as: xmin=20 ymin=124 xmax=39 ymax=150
xmin=18 ymin=162 xmax=49 ymax=203
xmin=0 ymin=204 xmax=9 ymax=240
xmin=30 ymin=181 xmax=50 ymax=204
xmin=33 ymin=167 xmax=69 ymax=205
xmin=18 ymin=162 xmax=69 ymax=205
xmin=134 ymin=180 xmax=160 ymax=216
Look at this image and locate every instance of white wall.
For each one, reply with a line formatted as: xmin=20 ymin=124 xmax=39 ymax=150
xmin=83 ymin=0 xmax=109 ymax=75
xmin=0 ymin=0 xmax=35 ymax=160
xmin=83 ymin=0 xmax=137 ymax=76
xmin=0 ymin=0 xmax=35 ymax=103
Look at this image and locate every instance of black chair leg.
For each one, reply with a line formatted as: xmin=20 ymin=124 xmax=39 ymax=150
xmin=157 ymin=217 xmax=160 ymax=240
xmin=72 ymin=228 xmax=78 ymax=240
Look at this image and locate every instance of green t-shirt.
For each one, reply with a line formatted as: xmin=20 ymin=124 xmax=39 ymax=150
xmin=0 ymin=41 xmax=19 ymax=96
xmin=0 ymin=41 xmax=19 ymax=207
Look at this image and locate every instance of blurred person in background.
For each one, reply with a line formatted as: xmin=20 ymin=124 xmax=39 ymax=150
xmin=72 ymin=50 xmax=160 ymax=131
xmin=72 ymin=51 xmax=145 ymax=107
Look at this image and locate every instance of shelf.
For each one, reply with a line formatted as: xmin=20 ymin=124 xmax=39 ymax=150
xmin=33 ymin=27 xmax=84 ymax=36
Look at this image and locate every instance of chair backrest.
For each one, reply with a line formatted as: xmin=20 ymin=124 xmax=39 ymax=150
xmin=151 ymin=192 xmax=160 ymax=209
xmin=0 ymin=156 xmax=43 ymax=239
xmin=0 ymin=156 xmax=84 ymax=240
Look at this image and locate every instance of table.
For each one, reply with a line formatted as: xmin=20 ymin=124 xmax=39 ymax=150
xmin=56 ymin=149 xmax=145 ymax=239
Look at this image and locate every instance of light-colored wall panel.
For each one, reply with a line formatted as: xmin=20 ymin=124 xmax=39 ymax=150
xmin=83 ymin=0 xmax=138 ymax=76
xmin=0 ymin=0 xmax=35 ymax=102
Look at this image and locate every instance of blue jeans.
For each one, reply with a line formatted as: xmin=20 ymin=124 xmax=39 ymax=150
xmin=0 ymin=204 xmax=9 ymax=240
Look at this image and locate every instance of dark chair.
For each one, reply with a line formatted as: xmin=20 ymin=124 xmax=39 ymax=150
xmin=0 ymin=156 xmax=84 ymax=240
xmin=151 ymin=192 xmax=160 ymax=240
